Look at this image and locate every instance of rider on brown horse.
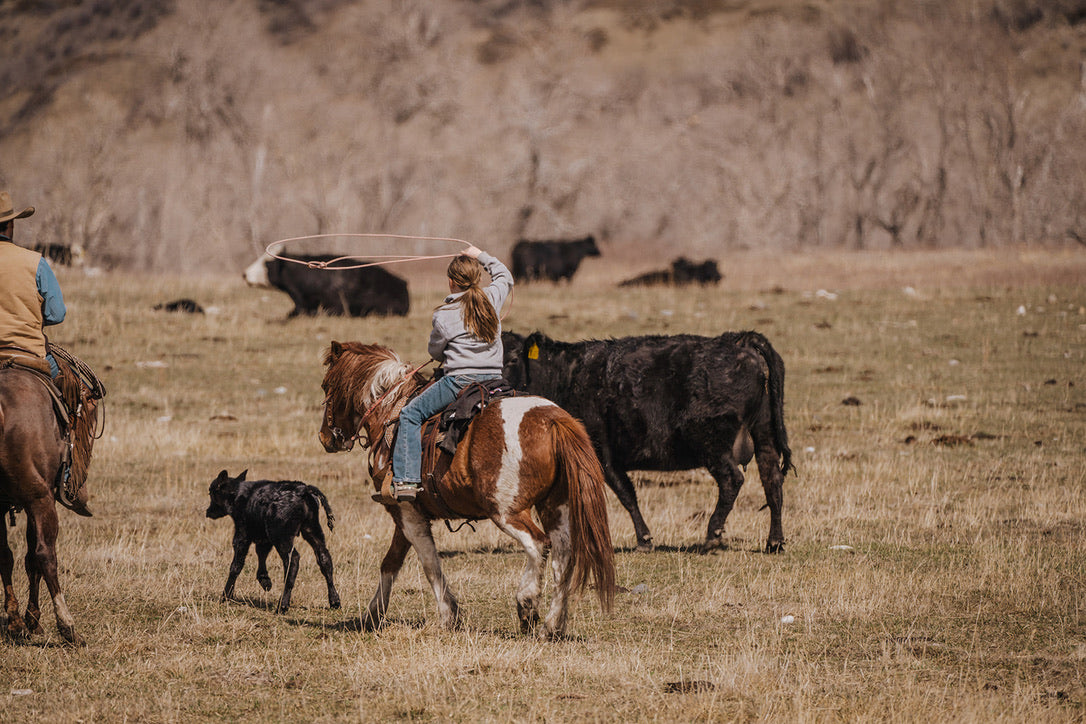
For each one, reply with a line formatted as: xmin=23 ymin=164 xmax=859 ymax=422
xmin=0 ymin=191 xmax=97 ymax=516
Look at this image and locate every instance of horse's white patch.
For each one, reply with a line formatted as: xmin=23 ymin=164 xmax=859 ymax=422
xmin=495 ymin=397 xmax=557 ymax=516
xmin=243 ymin=252 xmax=273 ymax=287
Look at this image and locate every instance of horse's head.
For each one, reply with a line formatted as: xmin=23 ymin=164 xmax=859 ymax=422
xmin=319 ymin=341 xmax=416 ymax=453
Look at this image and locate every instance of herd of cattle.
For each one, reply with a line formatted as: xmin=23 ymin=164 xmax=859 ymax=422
xmin=233 ymin=236 xmax=792 ymax=554
xmin=241 ymin=236 xmax=722 ymax=318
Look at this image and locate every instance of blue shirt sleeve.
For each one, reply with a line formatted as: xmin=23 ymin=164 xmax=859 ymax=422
xmin=36 ymin=257 xmax=67 ymax=326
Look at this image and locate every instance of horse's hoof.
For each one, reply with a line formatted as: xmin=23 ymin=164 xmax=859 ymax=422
xmin=518 ymin=612 xmax=540 ymax=635
xmin=6 ymin=621 xmax=30 ymax=641
xmin=541 ymin=626 xmax=565 ymax=642
xmin=58 ymin=625 xmax=86 ymax=647
xmin=764 ymin=540 xmax=785 ymax=554
xmin=24 ymin=611 xmax=43 ymax=635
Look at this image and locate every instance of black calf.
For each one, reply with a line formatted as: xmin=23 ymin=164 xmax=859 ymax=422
xmin=206 ymin=469 xmax=341 ymax=613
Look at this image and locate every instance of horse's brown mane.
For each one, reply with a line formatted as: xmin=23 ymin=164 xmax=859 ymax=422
xmin=323 ymin=342 xmax=427 ymax=417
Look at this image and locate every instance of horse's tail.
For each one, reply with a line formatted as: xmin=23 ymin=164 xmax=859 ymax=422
xmin=551 ymin=415 xmax=615 ymax=613
xmin=307 ymin=486 xmax=336 ymax=532
xmin=737 ymin=331 xmax=794 ymax=476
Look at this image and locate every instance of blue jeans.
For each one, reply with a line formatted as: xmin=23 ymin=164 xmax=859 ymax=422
xmin=391 ymin=373 xmax=501 ymax=484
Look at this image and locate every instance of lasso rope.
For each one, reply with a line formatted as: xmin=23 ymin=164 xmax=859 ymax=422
xmin=264 ymin=233 xmax=472 ymax=271
xmin=262 ymin=232 xmax=514 ymax=319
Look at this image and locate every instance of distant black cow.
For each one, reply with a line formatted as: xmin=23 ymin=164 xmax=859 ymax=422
xmin=511 ymin=236 xmax=600 ymax=283
xmin=243 ymin=252 xmax=409 ymax=318
xmin=154 ymin=298 xmax=205 ymax=314
xmin=206 ymin=469 xmax=341 ymax=613
xmin=31 ymin=243 xmax=83 ymax=267
xmin=502 ymin=330 xmax=792 ymax=553
xmin=619 ymin=257 xmax=722 ymax=287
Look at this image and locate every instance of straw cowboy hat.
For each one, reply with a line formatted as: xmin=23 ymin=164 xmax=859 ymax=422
xmin=0 ymin=191 xmax=34 ymax=224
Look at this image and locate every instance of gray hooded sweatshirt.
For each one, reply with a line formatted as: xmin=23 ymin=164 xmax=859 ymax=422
xmin=427 ymin=252 xmax=513 ymax=375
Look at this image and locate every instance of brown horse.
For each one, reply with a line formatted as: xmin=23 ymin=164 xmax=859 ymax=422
xmin=319 ymin=341 xmax=615 ymax=638
xmin=0 ymin=364 xmax=95 ymax=646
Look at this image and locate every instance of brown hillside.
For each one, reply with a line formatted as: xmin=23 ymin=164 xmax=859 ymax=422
xmin=1 ymin=0 xmax=1084 ymax=272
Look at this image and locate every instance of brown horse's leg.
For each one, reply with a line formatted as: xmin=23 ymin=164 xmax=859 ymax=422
xmin=363 ymin=520 xmax=411 ymax=630
xmin=24 ymin=499 xmax=83 ymax=646
xmin=399 ymin=505 xmax=459 ymax=630
xmin=492 ymin=511 xmax=549 ymax=634
xmin=22 ymin=507 xmax=44 ymax=636
xmin=0 ymin=523 xmax=28 ymax=639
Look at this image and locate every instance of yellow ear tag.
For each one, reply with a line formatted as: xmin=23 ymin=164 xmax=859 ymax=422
xmin=528 ymin=343 xmax=539 ymax=360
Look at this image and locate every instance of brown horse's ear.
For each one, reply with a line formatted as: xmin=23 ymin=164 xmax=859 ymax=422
xmin=326 ymin=341 xmax=344 ymax=366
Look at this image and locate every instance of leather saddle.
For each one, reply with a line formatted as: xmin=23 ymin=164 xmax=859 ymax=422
xmin=374 ymin=378 xmax=518 ymax=507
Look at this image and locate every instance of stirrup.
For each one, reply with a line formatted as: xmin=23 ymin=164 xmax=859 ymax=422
xmin=55 ymin=454 xmax=92 ymax=517
xmin=56 ymin=485 xmax=92 ymax=517
xmin=391 ymin=480 xmax=420 ymax=502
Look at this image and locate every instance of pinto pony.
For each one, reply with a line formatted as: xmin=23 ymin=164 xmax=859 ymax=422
xmin=319 ymin=341 xmax=614 ymax=638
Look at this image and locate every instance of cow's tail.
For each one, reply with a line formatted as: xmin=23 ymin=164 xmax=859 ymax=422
xmin=307 ymin=486 xmax=336 ymax=532
xmin=551 ymin=416 xmax=615 ymax=613
xmin=739 ymin=331 xmax=794 ymax=476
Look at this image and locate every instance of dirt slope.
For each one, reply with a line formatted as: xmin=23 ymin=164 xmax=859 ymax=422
xmin=1 ymin=0 xmax=1084 ymax=272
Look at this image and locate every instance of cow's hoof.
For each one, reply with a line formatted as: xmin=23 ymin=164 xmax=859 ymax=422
xmin=764 ymin=540 xmax=785 ymax=554
xmin=258 ymin=576 xmax=272 ymax=592
xmin=700 ymin=537 xmax=727 ymax=554
xmin=329 ymin=595 xmax=341 ymax=610
xmin=636 ymin=538 xmax=654 ymax=553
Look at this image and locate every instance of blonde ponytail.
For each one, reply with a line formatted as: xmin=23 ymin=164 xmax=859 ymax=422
xmin=444 ymin=256 xmax=499 ymax=343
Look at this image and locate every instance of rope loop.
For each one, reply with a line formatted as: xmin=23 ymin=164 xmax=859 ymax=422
xmin=264 ymin=233 xmax=473 ymax=271
xmin=260 ymin=232 xmax=513 ymax=320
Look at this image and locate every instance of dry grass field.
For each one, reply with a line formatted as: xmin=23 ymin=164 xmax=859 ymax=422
xmin=2 ymin=247 xmax=1085 ymax=722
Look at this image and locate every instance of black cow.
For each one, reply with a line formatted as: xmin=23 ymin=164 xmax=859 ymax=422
xmin=31 ymin=243 xmax=83 ymax=267
xmin=206 ymin=469 xmax=341 ymax=613
xmin=511 ymin=236 xmax=600 ymax=283
xmin=154 ymin=298 xmax=205 ymax=314
xmin=619 ymin=257 xmax=722 ymax=287
xmin=502 ymin=330 xmax=793 ymax=553
xmin=243 ymin=252 xmax=409 ymax=318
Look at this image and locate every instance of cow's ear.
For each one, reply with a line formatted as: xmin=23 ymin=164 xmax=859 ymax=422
xmin=526 ymin=331 xmax=547 ymax=354
xmin=216 ymin=469 xmax=230 ymax=482
xmin=238 ymin=469 xmax=247 ymax=481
